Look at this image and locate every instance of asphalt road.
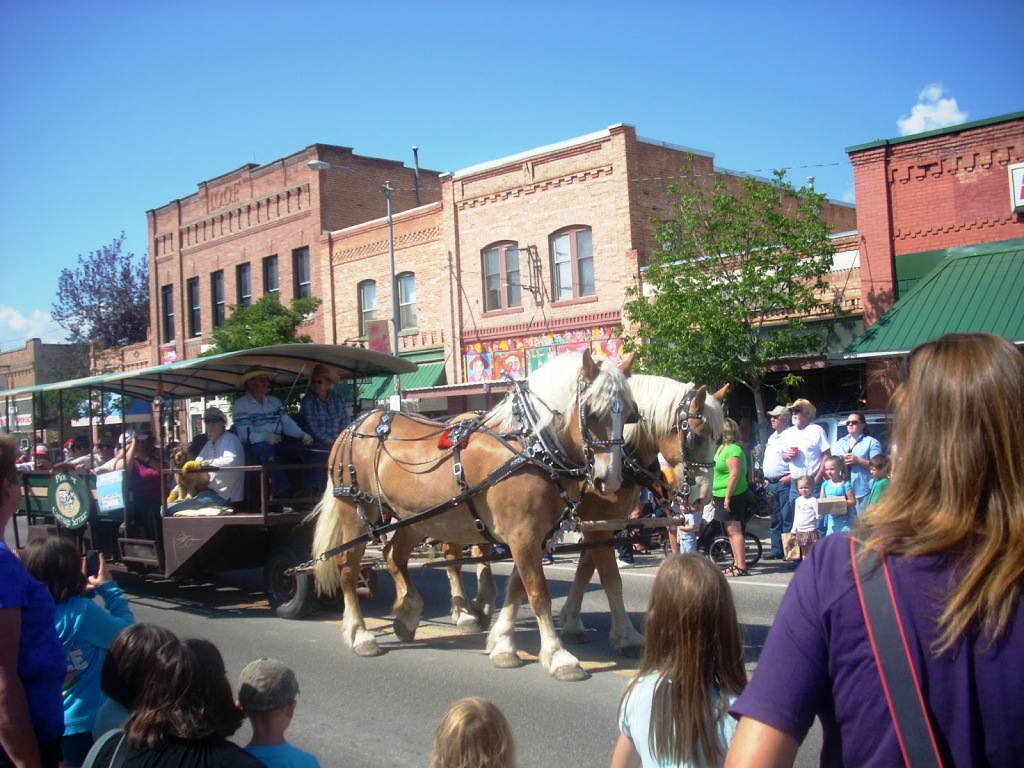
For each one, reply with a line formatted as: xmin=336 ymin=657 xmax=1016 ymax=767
xmin=6 ymin=517 xmax=823 ymax=766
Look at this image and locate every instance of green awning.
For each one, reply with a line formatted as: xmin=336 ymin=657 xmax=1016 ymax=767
xmin=839 ymin=239 xmax=1024 ymax=360
xmin=355 ymin=361 xmax=447 ymax=401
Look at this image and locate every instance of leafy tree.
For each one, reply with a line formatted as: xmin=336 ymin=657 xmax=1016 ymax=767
xmin=52 ymin=233 xmax=150 ymax=349
xmin=207 ymin=293 xmax=321 ymax=354
xmin=622 ymin=166 xmax=838 ymax=436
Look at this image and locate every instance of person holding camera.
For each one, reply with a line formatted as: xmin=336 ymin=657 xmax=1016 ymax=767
xmin=21 ymin=538 xmax=134 ymax=767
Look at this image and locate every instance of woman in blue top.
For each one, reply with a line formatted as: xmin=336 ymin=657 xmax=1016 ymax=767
xmin=0 ymin=435 xmax=66 ymax=768
xmin=22 ymin=538 xmax=134 ymax=767
xmin=712 ymin=419 xmax=750 ymax=576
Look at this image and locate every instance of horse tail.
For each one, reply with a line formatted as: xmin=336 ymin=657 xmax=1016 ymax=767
xmin=311 ymin=483 xmax=344 ymax=596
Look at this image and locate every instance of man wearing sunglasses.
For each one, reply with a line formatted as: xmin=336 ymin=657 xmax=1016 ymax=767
xmin=831 ymin=413 xmax=882 ymax=516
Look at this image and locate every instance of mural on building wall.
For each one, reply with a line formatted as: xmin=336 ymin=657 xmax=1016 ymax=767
xmin=462 ymin=326 xmax=620 ymax=382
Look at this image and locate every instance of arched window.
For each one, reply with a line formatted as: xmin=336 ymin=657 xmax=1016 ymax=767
xmin=549 ymin=226 xmax=594 ymax=301
xmin=481 ymin=242 xmax=521 ymax=311
xmin=358 ymin=280 xmax=377 ymax=337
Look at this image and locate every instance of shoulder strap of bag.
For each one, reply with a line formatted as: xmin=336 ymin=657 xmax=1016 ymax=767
xmin=80 ymin=729 xmax=127 ymax=768
xmin=851 ymin=537 xmax=944 ymax=768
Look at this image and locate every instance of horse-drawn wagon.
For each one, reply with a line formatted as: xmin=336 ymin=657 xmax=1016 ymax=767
xmin=2 ymin=343 xmax=414 ymax=620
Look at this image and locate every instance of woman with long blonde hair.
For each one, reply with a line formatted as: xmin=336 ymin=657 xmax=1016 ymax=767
xmin=727 ymin=333 xmax=1024 ymax=766
xmin=612 ymin=554 xmax=747 ymax=767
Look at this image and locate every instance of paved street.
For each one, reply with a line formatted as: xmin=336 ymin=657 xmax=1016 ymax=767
xmin=6 ymin=516 xmax=823 ymax=766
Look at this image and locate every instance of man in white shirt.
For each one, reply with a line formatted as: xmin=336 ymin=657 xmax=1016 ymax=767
xmin=167 ymin=406 xmax=246 ymax=513
xmin=763 ymin=405 xmax=793 ymax=560
xmin=781 ymin=398 xmax=831 ymax=506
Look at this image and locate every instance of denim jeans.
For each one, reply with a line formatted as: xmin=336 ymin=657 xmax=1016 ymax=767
xmin=768 ymin=480 xmax=793 ymax=556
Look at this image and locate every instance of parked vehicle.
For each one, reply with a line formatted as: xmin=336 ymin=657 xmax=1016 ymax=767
xmin=2 ymin=344 xmax=415 ymax=620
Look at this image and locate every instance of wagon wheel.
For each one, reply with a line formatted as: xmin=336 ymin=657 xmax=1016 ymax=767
xmin=264 ymin=545 xmax=320 ymax=620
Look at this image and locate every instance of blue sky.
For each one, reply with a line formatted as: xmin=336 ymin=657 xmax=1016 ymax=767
xmin=1 ymin=0 xmax=1020 ymax=351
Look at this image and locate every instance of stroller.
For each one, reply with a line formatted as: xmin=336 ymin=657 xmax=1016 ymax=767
xmin=695 ymin=501 xmax=763 ymax=567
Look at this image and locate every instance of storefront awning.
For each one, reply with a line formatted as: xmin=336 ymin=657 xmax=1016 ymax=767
xmin=356 ymin=361 xmax=447 ymax=401
xmin=837 ymin=239 xmax=1024 ymax=360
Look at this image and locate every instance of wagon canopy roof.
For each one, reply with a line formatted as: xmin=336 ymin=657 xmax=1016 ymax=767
xmin=0 ymin=343 xmax=417 ymax=401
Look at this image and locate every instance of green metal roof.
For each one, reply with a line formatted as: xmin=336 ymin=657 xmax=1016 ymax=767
xmin=845 ymin=111 xmax=1024 ymax=153
xmin=840 ymin=240 xmax=1024 ymax=359
xmin=356 ymin=361 xmax=447 ymax=402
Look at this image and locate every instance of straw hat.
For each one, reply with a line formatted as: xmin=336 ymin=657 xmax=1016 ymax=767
xmin=237 ymin=366 xmax=276 ymax=388
xmin=310 ymin=364 xmax=340 ymax=385
xmin=785 ymin=398 xmax=817 ymax=420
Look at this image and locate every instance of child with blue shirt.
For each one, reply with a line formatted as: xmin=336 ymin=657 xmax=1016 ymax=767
xmin=820 ymin=456 xmax=856 ymax=535
xmin=238 ymin=658 xmax=320 ymax=768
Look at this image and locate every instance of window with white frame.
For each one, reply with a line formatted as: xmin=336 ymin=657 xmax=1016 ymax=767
xmin=397 ymin=272 xmax=417 ymax=331
xmin=236 ymin=263 xmax=252 ymax=306
xmin=211 ymin=270 xmax=226 ymax=327
xmin=161 ymin=284 xmax=175 ymax=343
xmin=263 ymin=255 xmax=279 ymax=294
xmin=550 ymin=226 xmax=594 ymax=301
xmin=358 ymin=280 xmax=377 ymax=337
xmin=482 ymin=242 xmax=521 ymax=311
xmin=187 ymin=278 xmax=201 ymax=337
xmin=293 ymin=247 xmax=311 ymax=299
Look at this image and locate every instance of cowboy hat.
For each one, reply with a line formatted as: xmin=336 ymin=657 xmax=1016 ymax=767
xmin=309 ymin=364 xmax=340 ymax=385
xmin=237 ymin=366 xmax=276 ymax=388
xmin=785 ymin=398 xmax=817 ymax=420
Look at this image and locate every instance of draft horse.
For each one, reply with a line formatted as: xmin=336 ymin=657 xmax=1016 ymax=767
xmin=310 ymin=350 xmax=635 ymax=681
xmin=455 ymin=375 xmax=725 ymax=662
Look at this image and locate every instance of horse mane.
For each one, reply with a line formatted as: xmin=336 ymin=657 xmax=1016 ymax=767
xmin=484 ymin=352 xmax=633 ymax=435
xmin=624 ymin=374 xmax=725 ymax=446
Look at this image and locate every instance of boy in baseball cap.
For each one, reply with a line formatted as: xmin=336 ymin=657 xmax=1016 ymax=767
xmin=237 ymin=658 xmax=320 ymax=768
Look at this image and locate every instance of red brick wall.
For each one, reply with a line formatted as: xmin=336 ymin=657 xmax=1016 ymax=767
xmin=850 ymin=115 xmax=1024 ymax=325
xmin=147 ymin=144 xmax=442 ymax=363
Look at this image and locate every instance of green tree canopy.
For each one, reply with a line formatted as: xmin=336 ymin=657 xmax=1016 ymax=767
xmin=206 ymin=293 xmax=321 ymax=354
xmin=52 ymin=233 xmax=150 ymax=349
xmin=622 ymin=167 xmax=838 ymax=429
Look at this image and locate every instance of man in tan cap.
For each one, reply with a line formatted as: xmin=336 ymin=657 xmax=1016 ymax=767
xmin=170 ymin=406 xmax=246 ymax=512
xmin=781 ymin=398 xmax=831 ymax=521
xmin=232 ymin=366 xmax=313 ymax=498
xmin=298 ymin=364 xmax=351 ymax=493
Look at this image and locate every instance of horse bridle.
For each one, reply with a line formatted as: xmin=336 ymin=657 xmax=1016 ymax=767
xmin=671 ymin=390 xmax=715 ymax=497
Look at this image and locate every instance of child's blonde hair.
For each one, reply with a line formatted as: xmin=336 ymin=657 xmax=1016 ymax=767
xmin=795 ymin=475 xmax=813 ymax=491
xmin=621 ymin=554 xmax=747 ymax=766
xmin=430 ymin=697 xmax=515 ymax=768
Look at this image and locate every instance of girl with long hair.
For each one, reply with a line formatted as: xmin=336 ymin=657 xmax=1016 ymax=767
xmin=612 ymin=554 xmax=747 ymax=767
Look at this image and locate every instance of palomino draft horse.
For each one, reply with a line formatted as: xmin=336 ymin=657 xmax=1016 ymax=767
xmin=310 ymin=350 xmax=635 ymax=681
xmin=556 ymin=376 xmax=725 ymax=656
xmin=461 ymin=375 xmax=725 ymax=663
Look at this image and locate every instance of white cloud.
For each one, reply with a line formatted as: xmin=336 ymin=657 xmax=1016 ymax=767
xmin=0 ymin=305 xmax=69 ymax=352
xmin=897 ymin=84 xmax=968 ymax=136
xmin=841 ymin=185 xmax=856 ymax=204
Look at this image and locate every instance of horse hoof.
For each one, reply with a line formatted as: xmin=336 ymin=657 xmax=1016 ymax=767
xmin=393 ymin=621 xmax=417 ymax=643
xmin=553 ymin=665 xmax=591 ymax=682
xmin=353 ymin=642 xmax=383 ymax=657
xmin=490 ymin=652 xmax=524 ymax=669
xmin=559 ymin=629 xmax=590 ymax=645
xmin=456 ymin=618 xmax=482 ymax=634
xmin=620 ymin=643 xmax=643 ymax=659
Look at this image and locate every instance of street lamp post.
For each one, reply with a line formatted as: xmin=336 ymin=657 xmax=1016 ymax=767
xmin=307 ymin=159 xmax=401 ymax=400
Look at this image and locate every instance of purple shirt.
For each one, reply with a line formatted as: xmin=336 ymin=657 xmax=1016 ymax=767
xmin=730 ymin=534 xmax=1024 ymax=766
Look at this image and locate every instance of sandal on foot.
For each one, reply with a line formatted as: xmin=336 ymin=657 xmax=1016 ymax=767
xmin=723 ymin=565 xmax=750 ymax=577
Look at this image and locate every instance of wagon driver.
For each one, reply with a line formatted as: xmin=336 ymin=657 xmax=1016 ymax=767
xmin=232 ymin=366 xmax=314 ymax=498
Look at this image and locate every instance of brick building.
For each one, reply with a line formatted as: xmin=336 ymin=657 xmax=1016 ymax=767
xmin=0 ymin=337 xmax=89 ymax=439
xmin=842 ymin=110 xmax=1024 ymax=407
xmin=313 ymin=124 xmax=857 ymax=414
xmin=147 ymin=144 xmax=441 ymax=364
